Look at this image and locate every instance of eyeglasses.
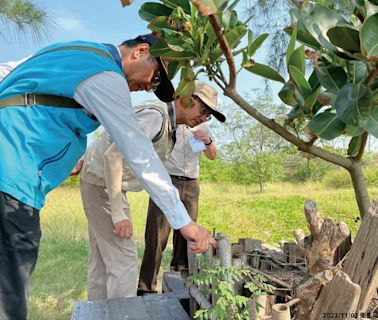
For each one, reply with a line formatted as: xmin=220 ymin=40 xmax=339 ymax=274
xmin=200 ymin=101 xmax=213 ymax=121
xmin=197 ymin=98 xmax=212 ymax=121
xmin=151 ymin=70 xmax=161 ymax=91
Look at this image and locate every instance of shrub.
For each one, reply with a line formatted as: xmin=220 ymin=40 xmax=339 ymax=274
xmin=323 ymin=167 xmax=378 ymax=189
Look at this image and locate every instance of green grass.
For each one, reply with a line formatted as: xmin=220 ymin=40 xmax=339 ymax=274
xmin=27 ymin=182 xmax=377 ymax=319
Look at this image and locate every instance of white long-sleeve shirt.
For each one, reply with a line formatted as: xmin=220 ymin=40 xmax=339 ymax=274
xmin=0 ymin=54 xmax=192 ymax=230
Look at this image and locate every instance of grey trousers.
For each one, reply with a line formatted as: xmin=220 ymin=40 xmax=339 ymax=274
xmin=80 ymin=180 xmax=138 ymax=300
xmin=0 ymin=191 xmax=41 ymax=320
xmin=137 ymin=177 xmax=199 ymax=294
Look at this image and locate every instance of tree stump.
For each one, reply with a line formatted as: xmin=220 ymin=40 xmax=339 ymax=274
xmin=343 ymin=200 xmax=378 ymax=311
xmin=294 ymin=200 xmax=350 ymax=320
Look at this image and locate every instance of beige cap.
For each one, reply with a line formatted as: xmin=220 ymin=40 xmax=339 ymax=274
xmin=194 ymin=80 xmax=226 ymax=122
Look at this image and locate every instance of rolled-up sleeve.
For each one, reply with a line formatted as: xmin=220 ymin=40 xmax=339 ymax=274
xmin=74 ymin=71 xmax=191 ymax=229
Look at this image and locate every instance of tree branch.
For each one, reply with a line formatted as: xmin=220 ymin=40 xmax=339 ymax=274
xmin=224 ymin=88 xmax=354 ymax=170
xmin=208 ymin=14 xmax=237 ymax=90
xmin=364 ymin=62 xmax=378 ymax=86
xmin=354 ymin=131 xmax=369 ymax=162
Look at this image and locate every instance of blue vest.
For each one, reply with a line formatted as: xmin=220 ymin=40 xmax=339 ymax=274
xmin=0 ymin=40 xmax=125 ymax=209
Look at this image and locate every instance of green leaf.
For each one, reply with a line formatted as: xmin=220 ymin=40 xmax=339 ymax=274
xmin=151 ymin=40 xmax=197 ymax=60
xmin=167 ymin=60 xmax=181 ymax=79
xmin=359 ymin=107 xmax=378 ymax=138
xmin=139 ymin=2 xmax=173 ymax=22
xmin=278 ymin=83 xmax=300 ymax=107
xmin=288 ymin=45 xmax=305 ymax=74
xmin=284 ymin=26 xmax=321 ymax=50
xmin=289 ymin=65 xmax=312 ymax=98
xmin=308 ymin=70 xmax=320 ymax=91
xmin=315 ymin=59 xmax=348 ymax=94
xmin=248 ymin=33 xmax=269 ymax=57
xmin=348 ymin=135 xmax=362 ymax=157
xmin=301 ymin=1 xmax=347 ymax=53
xmin=335 ymin=84 xmax=373 ymax=126
xmin=347 ymin=61 xmax=368 ymax=84
xmin=286 ymin=25 xmax=297 ymax=66
xmin=345 ymin=124 xmax=365 ymax=136
xmin=212 ymin=25 xmax=247 ymax=60
xmin=307 ymin=111 xmax=346 ymax=140
xmin=148 ymin=16 xmax=174 ymax=32
xmin=327 ymin=26 xmax=361 ymax=52
xmin=366 ymin=1 xmax=378 ymax=17
xmin=304 ymin=88 xmax=320 ymax=113
xmin=177 ymin=67 xmax=195 ymax=106
xmin=222 ymin=9 xmax=238 ymax=29
xmin=360 ymin=13 xmax=378 ymax=59
xmin=163 ymin=0 xmax=191 ymax=14
xmin=367 ymin=0 xmax=378 ymax=6
xmin=244 ymin=63 xmax=285 ymax=83
xmin=192 ymin=0 xmax=228 ymax=16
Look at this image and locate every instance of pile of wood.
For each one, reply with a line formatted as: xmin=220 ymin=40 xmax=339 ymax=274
xmin=186 ymin=200 xmax=378 ymax=320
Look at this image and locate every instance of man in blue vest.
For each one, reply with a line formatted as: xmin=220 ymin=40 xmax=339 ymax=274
xmin=0 ymin=34 xmax=216 ymax=320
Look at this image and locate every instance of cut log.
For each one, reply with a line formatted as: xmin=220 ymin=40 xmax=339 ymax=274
xmin=272 ymin=304 xmax=291 ymax=320
xmin=310 ymin=271 xmax=360 ymax=320
xmin=294 ymin=200 xmax=350 ymax=320
xmin=343 ymin=200 xmax=378 ymax=311
xmin=295 ymin=200 xmax=350 ymax=276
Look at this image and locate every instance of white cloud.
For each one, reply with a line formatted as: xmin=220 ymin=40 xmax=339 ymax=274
xmin=53 ymin=6 xmax=87 ymax=33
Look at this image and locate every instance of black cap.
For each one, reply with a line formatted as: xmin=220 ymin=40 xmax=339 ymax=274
xmin=134 ymin=34 xmax=175 ymax=102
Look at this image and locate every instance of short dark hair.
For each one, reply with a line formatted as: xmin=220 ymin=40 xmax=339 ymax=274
xmin=120 ymin=38 xmax=146 ymax=48
xmin=120 ymin=36 xmax=157 ymax=62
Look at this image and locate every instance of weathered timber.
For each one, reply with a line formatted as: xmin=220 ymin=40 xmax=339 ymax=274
xmin=217 ymin=233 xmax=232 ymax=268
xmin=247 ymin=266 xmax=291 ymax=289
xmin=294 ymin=200 xmax=350 ymax=320
xmin=295 ymin=200 xmax=350 ymax=276
xmin=188 ymin=251 xmax=198 ymax=319
xmin=71 ymin=294 xmax=190 ymax=320
xmin=309 ymin=271 xmax=361 ymax=320
xmin=283 ymin=242 xmax=306 ymax=264
xmin=272 ymin=303 xmax=291 ymax=320
xmin=333 ymin=234 xmax=352 ymax=265
xmin=240 ymin=238 xmax=262 ymax=268
xmin=186 ymin=282 xmax=213 ymax=310
xmin=232 ymin=258 xmax=244 ymax=295
xmin=162 ymin=272 xmax=190 ymax=300
xmin=232 ymin=243 xmax=244 ymax=256
xmin=343 ymin=200 xmax=378 ymax=311
xmin=295 ymin=270 xmax=334 ymax=320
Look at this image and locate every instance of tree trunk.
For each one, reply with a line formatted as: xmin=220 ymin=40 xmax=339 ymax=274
xmin=349 ymin=162 xmax=370 ymax=219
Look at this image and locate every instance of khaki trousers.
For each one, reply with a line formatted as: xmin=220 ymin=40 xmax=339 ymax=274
xmin=137 ymin=177 xmax=199 ymax=294
xmin=80 ymin=180 xmax=138 ymax=300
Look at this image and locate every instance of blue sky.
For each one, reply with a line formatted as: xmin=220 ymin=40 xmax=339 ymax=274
xmin=1 ymin=0 xmax=284 ymax=106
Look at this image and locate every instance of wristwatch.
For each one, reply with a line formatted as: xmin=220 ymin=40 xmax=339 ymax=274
xmin=205 ymin=137 xmax=213 ymax=146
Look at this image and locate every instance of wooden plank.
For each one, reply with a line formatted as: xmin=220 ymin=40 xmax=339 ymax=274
xmin=143 ymin=293 xmax=190 ymax=320
xmin=71 ymin=294 xmax=190 ymax=320
xmin=71 ymin=300 xmax=110 ymax=320
xmin=162 ymin=272 xmax=190 ymax=300
xmin=343 ymin=200 xmax=378 ymax=311
xmin=108 ymin=297 xmax=151 ymax=320
xmin=310 ymin=271 xmax=360 ymax=320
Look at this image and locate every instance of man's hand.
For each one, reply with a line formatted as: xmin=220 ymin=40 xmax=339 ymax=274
xmin=113 ymin=219 xmax=133 ymax=239
xmin=180 ymin=222 xmax=217 ymax=253
xmin=193 ymin=130 xmax=211 ymax=145
xmin=70 ymin=159 xmax=84 ymax=176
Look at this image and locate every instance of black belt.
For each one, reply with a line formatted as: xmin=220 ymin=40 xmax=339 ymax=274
xmin=0 ymin=93 xmax=82 ymax=109
xmin=170 ymin=175 xmax=197 ymax=181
